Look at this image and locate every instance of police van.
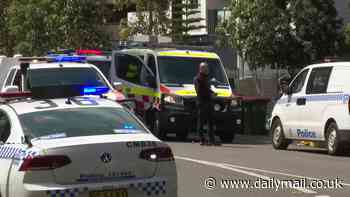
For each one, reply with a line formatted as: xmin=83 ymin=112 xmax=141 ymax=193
xmin=271 ymin=61 xmax=350 ymax=155
xmin=109 ymin=48 xmax=241 ymax=142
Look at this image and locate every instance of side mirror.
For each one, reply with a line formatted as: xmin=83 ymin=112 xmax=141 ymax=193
xmin=3 ymin=86 xmax=19 ymax=93
xmin=113 ymin=82 xmax=123 ymax=91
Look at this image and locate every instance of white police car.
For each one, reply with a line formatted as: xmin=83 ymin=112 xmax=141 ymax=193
xmin=271 ymin=61 xmax=350 ymax=155
xmin=0 ymin=94 xmax=177 ymax=197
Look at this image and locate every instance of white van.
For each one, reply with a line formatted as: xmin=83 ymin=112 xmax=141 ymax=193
xmin=271 ymin=62 xmax=350 ymax=155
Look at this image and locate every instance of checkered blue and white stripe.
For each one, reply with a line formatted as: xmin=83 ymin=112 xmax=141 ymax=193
xmin=130 ymin=180 xmax=167 ymax=196
xmin=46 ymin=187 xmax=88 ymax=197
xmin=0 ymin=146 xmax=22 ymax=159
xmin=45 ymin=180 xmax=167 ymax=197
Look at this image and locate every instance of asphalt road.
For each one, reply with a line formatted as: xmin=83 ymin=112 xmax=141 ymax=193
xmin=167 ymin=135 xmax=350 ymax=197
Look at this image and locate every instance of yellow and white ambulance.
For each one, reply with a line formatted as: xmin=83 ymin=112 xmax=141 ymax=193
xmin=111 ymin=48 xmax=241 ymax=142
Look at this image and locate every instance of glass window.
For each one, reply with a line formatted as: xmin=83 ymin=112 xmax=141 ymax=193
xmin=19 ymin=107 xmax=147 ymax=140
xmin=115 ymin=54 xmax=142 ymax=85
xmin=306 ymin=67 xmax=332 ymax=94
xmin=5 ymin=69 xmax=16 ymax=86
xmin=157 ymin=56 xmax=229 ymax=87
xmin=290 ymin=69 xmax=309 ymax=94
xmin=13 ymin=70 xmax=22 ymax=91
xmin=0 ymin=111 xmax=11 ymax=143
xmin=87 ymin=60 xmax=111 ymax=81
xmin=28 ymin=68 xmax=109 ymax=88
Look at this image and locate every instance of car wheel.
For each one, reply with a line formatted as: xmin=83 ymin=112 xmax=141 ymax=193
xmin=152 ymin=113 xmax=166 ymax=140
xmin=326 ymin=122 xmax=343 ymax=155
xmin=271 ymin=119 xmax=289 ymax=150
xmin=219 ymin=131 xmax=235 ymax=143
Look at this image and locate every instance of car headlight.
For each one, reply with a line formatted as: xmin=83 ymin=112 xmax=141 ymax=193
xmin=214 ymin=104 xmax=221 ymax=111
xmin=163 ymin=94 xmax=183 ymax=105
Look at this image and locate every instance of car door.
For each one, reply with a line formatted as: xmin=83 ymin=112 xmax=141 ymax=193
xmin=0 ymin=108 xmax=18 ymax=197
xmin=280 ymin=69 xmax=309 ymax=139
xmin=111 ymin=52 xmax=158 ymax=117
xmin=297 ymin=67 xmax=333 ymax=140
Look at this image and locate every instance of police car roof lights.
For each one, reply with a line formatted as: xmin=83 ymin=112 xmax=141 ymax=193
xmin=51 ymin=56 xmax=86 ymax=63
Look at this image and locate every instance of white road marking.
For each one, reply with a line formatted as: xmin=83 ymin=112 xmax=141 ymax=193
xmin=221 ymin=163 xmax=350 ymax=187
xmin=315 ymin=195 xmax=330 ymax=197
xmin=175 ymin=156 xmax=317 ymax=194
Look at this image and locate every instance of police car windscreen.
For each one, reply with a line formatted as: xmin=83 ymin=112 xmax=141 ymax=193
xmin=28 ymin=68 xmax=108 ymax=88
xmin=158 ymin=57 xmax=229 ymax=86
xmin=19 ymin=107 xmax=146 ymax=140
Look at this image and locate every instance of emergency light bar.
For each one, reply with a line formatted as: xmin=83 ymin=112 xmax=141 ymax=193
xmin=51 ymin=56 xmax=86 ymax=63
xmin=81 ymin=86 xmax=109 ymax=95
xmin=76 ymin=49 xmax=103 ymax=56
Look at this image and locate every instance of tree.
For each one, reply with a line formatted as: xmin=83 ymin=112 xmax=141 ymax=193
xmin=225 ymin=0 xmax=344 ymax=70
xmin=0 ymin=0 xmax=13 ymax=56
xmin=7 ymin=0 xmax=110 ymax=56
xmin=170 ymin=0 xmax=205 ymax=43
xmin=289 ymin=0 xmax=343 ymax=64
xmin=114 ymin=0 xmax=171 ymax=43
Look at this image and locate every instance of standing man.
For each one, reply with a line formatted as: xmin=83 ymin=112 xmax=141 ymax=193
xmin=194 ymin=62 xmax=218 ymax=145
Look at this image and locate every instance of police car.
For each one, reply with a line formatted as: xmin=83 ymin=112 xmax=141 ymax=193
xmin=0 ymin=90 xmax=177 ymax=197
xmin=0 ymin=56 xmax=134 ymax=109
xmin=271 ymin=61 xmax=350 ymax=155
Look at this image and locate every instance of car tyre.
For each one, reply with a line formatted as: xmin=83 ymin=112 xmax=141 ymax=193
xmin=271 ymin=119 xmax=289 ymax=150
xmin=326 ymin=122 xmax=343 ymax=155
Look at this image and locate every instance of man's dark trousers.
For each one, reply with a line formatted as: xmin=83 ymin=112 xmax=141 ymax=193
xmin=198 ymin=101 xmax=215 ymax=143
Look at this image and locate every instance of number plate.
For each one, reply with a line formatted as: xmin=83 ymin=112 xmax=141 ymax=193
xmin=89 ymin=189 xmax=128 ymax=197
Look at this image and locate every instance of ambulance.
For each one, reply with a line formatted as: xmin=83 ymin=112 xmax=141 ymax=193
xmin=110 ymin=48 xmax=241 ymax=142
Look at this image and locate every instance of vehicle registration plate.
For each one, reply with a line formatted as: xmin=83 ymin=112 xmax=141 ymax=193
xmin=89 ymin=189 xmax=128 ymax=197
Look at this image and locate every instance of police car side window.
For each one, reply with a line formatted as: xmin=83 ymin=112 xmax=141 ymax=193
xmin=290 ymin=69 xmax=309 ymax=94
xmin=5 ymin=69 xmax=16 ymax=86
xmin=115 ymin=54 xmax=142 ymax=85
xmin=306 ymin=67 xmax=332 ymax=94
xmin=0 ymin=110 xmax=11 ymax=143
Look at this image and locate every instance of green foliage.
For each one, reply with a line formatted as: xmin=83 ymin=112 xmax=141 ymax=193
xmin=170 ymin=0 xmax=205 ymax=43
xmin=289 ymin=0 xmax=343 ymax=63
xmin=225 ymin=0 xmax=343 ymax=70
xmin=6 ymin=0 xmax=110 ymax=56
xmin=0 ymin=0 xmax=13 ymax=55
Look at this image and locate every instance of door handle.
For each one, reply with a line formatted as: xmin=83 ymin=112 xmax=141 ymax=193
xmin=296 ymin=98 xmax=306 ymax=105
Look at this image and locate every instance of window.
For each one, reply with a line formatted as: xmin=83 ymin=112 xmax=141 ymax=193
xmin=189 ymin=0 xmax=199 ymax=8
xmin=0 ymin=110 xmax=11 ymax=143
xmin=306 ymin=67 xmax=332 ymax=94
xmin=19 ymin=107 xmax=146 ymax=139
xmin=4 ymin=69 xmax=16 ymax=87
xmin=290 ymin=69 xmax=309 ymax=94
xmin=87 ymin=60 xmax=111 ymax=81
xmin=28 ymin=68 xmax=108 ymax=88
xmin=13 ymin=70 xmax=22 ymax=91
xmin=158 ymin=56 xmax=229 ymax=86
xmin=115 ymin=54 xmax=143 ymax=85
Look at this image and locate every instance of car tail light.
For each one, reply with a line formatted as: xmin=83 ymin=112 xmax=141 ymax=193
xmin=19 ymin=155 xmax=71 ymax=171
xmin=140 ymin=147 xmax=174 ymax=162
